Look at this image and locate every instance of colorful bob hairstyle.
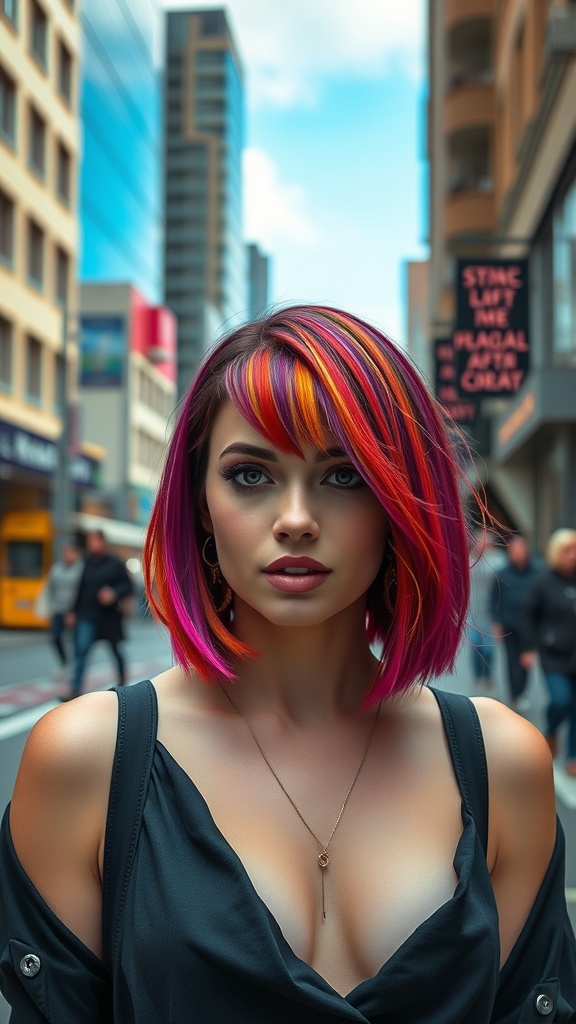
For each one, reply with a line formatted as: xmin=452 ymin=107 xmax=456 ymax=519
xmin=144 ymin=305 xmax=474 ymax=705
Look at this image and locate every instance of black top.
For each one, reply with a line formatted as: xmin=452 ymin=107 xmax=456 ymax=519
xmin=1 ymin=681 xmax=575 ymax=1023
xmin=73 ymin=553 xmax=133 ymax=642
xmin=520 ymin=568 xmax=576 ymax=674
xmin=489 ymin=562 xmax=541 ymax=631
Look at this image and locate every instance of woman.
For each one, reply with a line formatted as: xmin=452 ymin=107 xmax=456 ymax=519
xmin=1 ymin=306 xmax=574 ymax=1023
xmin=520 ymin=527 xmax=576 ymax=777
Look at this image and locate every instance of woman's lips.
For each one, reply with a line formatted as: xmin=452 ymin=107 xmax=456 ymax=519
xmin=262 ymin=557 xmax=331 ymax=593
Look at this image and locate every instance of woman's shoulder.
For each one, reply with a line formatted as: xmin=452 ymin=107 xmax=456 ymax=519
xmin=10 ymin=690 xmax=119 ymax=842
xmin=471 ymin=696 xmax=553 ymax=794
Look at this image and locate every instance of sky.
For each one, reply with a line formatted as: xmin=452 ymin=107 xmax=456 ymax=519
xmin=166 ymin=0 xmax=428 ymax=344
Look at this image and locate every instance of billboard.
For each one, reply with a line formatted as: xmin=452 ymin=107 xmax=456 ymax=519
xmin=79 ymin=316 xmax=125 ymax=387
xmin=452 ymin=260 xmax=530 ymax=398
xmin=434 ymin=339 xmax=478 ymax=425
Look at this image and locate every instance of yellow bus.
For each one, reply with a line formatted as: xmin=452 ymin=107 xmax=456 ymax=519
xmin=0 ymin=510 xmax=53 ymax=628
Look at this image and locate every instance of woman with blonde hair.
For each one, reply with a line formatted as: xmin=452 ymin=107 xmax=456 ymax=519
xmin=521 ymin=527 xmax=576 ymax=776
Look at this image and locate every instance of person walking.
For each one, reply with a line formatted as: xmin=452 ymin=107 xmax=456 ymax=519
xmin=467 ymin=531 xmax=506 ymax=692
xmin=520 ymin=528 xmax=576 ymax=777
xmin=489 ymin=535 xmax=541 ymax=711
xmin=64 ymin=529 xmax=133 ymax=699
xmin=44 ymin=541 xmax=83 ymax=679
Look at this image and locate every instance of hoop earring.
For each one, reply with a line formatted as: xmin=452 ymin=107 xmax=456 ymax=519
xmin=202 ymin=536 xmax=233 ymax=613
xmin=383 ymin=563 xmax=397 ymax=616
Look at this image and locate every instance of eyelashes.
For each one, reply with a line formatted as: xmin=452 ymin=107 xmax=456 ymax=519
xmin=219 ymin=462 xmax=366 ymax=493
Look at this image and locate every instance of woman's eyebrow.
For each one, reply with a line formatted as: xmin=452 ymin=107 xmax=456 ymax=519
xmin=218 ymin=442 xmax=348 ymax=463
xmin=219 ymin=443 xmax=278 ymax=461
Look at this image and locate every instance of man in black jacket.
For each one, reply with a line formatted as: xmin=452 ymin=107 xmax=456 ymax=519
xmin=490 ymin=535 xmax=541 ymax=710
xmin=63 ymin=529 xmax=133 ymax=699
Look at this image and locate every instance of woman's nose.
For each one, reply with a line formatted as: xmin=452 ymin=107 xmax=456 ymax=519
xmin=272 ymin=485 xmax=320 ymax=542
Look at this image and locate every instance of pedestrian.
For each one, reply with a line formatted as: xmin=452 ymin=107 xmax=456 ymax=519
xmin=467 ymin=531 xmax=506 ymax=692
xmin=520 ymin=527 xmax=576 ymax=777
xmin=43 ymin=540 xmax=83 ymax=679
xmin=489 ymin=534 xmax=541 ymax=711
xmin=63 ymin=528 xmax=133 ymax=699
xmin=1 ymin=306 xmax=575 ymax=1022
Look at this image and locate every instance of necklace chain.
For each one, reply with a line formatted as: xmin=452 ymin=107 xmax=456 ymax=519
xmin=219 ymin=685 xmax=382 ymax=921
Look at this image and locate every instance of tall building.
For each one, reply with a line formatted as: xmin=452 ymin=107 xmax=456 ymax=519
xmin=79 ymin=0 xmax=163 ymax=302
xmin=164 ymin=7 xmax=247 ymax=396
xmin=78 ymin=283 xmax=176 ymax=526
xmin=0 ymin=0 xmax=102 ymax=520
xmin=247 ymin=242 xmax=270 ymax=320
xmin=426 ymin=0 xmax=576 ymax=547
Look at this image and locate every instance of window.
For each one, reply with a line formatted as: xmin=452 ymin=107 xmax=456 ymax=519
xmin=57 ymin=38 xmax=72 ymax=103
xmin=2 ymin=0 xmax=18 ymax=26
xmin=29 ymin=0 xmax=47 ymax=68
xmin=27 ymin=218 xmax=44 ymax=287
xmin=56 ymin=140 xmax=71 ymax=203
xmin=26 ymin=334 xmax=42 ymax=403
xmin=29 ymin=104 xmax=46 ymax=177
xmin=553 ymin=177 xmax=576 ymax=358
xmin=6 ymin=540 xmax=43 ymax=578
xmin=55 ymin=244 xmax=69 ymax=304
xmin=0 ymin=315 xmax=12 ymax=391
xmin=0 ymin=65 xmax=16 ymax=144
xmin=0 ymin=188 xmax=14 ymax=264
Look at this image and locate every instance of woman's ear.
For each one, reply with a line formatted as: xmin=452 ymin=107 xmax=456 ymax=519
xmin=198 ymin=487 xmax=213 ymax=533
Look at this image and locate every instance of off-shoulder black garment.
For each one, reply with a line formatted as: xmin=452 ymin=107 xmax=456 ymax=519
xmin=1 ymin=680 xmax=575 ymax=1023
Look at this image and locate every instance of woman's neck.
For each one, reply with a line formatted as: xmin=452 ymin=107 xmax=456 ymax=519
xmin=226 ymin=598 xmax=378 ymax=725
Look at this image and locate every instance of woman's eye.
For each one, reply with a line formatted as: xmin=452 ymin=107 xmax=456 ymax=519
xmin=220 ymin=463 xmax=270 ymax=489
xmin=236 ymin=468 xmax=266 ymax=487
xmin=325 ymin=466 xmax=363 ymax=488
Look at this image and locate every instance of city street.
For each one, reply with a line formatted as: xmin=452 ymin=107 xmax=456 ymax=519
xmin=0 ymin=623 xmax=575 ymax=1022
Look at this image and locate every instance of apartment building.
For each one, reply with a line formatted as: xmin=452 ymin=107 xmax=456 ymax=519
xmin=0 ymin=0 xmax=103 ymax=517
xmin=427 ymin=0 xmax=576 ymax=545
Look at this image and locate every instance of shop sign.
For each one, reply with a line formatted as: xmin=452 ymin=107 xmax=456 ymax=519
xmin=79 ymin=316 xmax=125 ymax=387
xmin=0 ymin=420 xmax=100 ymax=487
xmin=433 ymin=339 xmax=478 ymax=425
xmin=453 ymin=260 xmax=530 ymax=397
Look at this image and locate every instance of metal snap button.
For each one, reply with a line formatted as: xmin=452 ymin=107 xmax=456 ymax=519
xmin=535 ymin=993 xmax=554 ymax=1016
xmin=19 ymin=954 xmax=41 ymax=978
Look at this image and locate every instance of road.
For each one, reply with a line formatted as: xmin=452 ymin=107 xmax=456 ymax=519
xmin=0 ymin=625 xmax=574 ymax=1021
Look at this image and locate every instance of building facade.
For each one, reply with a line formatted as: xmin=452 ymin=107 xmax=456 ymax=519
xmin=79 ymin=0 xmax=163 ymax=302
xmin=427 ymin=0 xmax=576 ymax=547
xmin=79 ymin=283 xmax=176 ymax=528
xmin=164 ymin=7 xmax=246 ymax=396
xmin=0 ymin=0 xmax=102 ymax=519
xmin=247 ymin=242 xmax=270 ymax=320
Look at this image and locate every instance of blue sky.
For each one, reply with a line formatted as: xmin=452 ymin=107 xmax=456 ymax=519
xmin=167 ymin=1 xmax=428 ymax=342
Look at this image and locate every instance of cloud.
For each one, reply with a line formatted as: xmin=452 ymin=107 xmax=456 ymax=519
xmin=243 ymin=147 xmax=318 ymax=248
xmin=165 ymin=0 xmax=425 ymax=108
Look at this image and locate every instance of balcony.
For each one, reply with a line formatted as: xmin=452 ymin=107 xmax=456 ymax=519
xmin=444 ymin=190 xmax=495 ymax=238
xmin=445 ymin=0 xmax=495 ymax=31
xmin=444 ymin=82 xmax=494 ymax=134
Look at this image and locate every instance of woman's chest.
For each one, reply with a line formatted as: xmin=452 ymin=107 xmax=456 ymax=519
xmin=150 ymin=737 xmax=464 ymax=994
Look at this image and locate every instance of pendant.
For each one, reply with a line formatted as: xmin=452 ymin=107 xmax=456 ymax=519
xmin=318 ymin=851 xmax=329 ymax=869
xmin=318 ymin=850 xmax=329 ymax=921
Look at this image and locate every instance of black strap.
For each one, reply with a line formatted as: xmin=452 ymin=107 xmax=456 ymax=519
xmin=102 ymin=679 xmax=157 ymax=970
xmin=429 ymin=687 xmax=489 ymax=855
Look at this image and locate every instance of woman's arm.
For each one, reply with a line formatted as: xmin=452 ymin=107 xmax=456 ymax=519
xmin=8 ymin=691 xmax=118 ymax=958
xmin=473 ymin=698 xmax=556 ymax=965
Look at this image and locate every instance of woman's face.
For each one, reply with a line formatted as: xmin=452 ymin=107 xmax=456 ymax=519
xmin=201 ymin=400 xmax=389 ymax=628
xmin=557 ymin=538 xmax=576 ymax=576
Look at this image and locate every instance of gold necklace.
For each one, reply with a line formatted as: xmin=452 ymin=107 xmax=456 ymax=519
xmin=220 ymin=686 xmax=382 ymax=922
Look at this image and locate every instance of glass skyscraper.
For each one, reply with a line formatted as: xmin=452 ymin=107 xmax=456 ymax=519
xmin=79 ymin=0 xmax=163 ymax=302
xmin=164 ymin=8 xmax=247 ymax=396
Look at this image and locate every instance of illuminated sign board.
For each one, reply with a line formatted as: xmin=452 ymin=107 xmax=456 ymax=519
xmin=433 ymin=339 xmax=478 ymax=425
xmin=453 ymin=260 xmax=530 ymax=397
